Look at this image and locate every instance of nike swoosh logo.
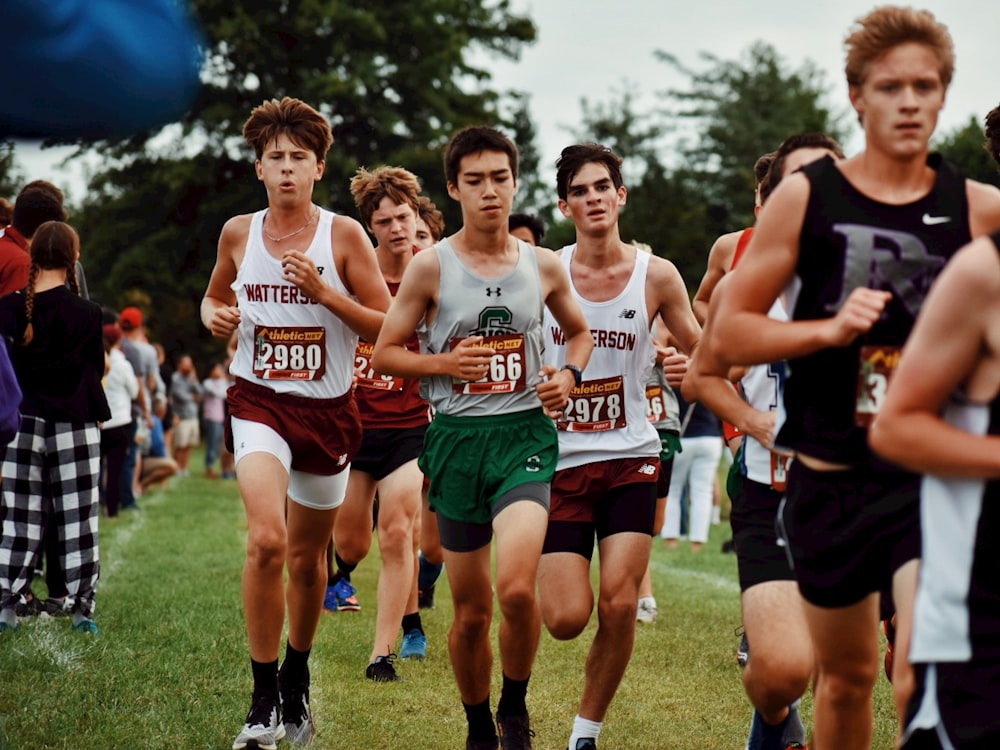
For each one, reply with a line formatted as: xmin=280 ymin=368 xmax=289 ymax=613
xmin=922 ymin=213 xmax=951 ymax=225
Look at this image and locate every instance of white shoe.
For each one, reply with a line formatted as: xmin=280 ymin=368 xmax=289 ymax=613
xmin=636 ymin=600 xmax=658 ymax=624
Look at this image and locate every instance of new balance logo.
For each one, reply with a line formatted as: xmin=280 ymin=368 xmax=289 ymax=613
xmin=921 ymin=213 xmax=951 ymax=226
xmin=637 ymin=463 xmax=657 ymax=475
xmin=486 ymin=287 xmax=502 ymax=297
xmin=618 ymin=309 xmax=636 ymax=319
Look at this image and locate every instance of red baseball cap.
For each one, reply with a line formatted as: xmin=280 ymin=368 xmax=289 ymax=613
xmin=119 ymin=306 xmax=143 ymax=331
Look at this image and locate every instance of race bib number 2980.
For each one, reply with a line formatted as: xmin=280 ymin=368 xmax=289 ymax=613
xmin=253 ymin=325 xmax=326 ymax=380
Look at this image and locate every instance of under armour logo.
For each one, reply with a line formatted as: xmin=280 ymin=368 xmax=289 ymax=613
xmin=316 ymin=266 xmax=325 ymax=275
xmin=486 ymin=287 xmax=502 ymax=297
xmin=618 ymin=309 xmax=636 ymax=319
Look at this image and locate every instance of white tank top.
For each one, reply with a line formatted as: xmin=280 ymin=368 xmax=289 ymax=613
xmin=229 ymin=207 xmax=358 ymax=399
xmin=739 ymin=298 xmax=789 ymax=486
xmin=543 ymin=244 xmax=660 ymax=471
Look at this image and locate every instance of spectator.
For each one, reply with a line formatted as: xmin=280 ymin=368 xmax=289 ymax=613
xmin=0 ymin=221 xmax=109 ymax=635
xmin=169 ymin=354 xmax=202 ymax=477
xmin=0 ymin=181 xmax=68 ymax=297
xmin=118 ymin=306 xmax=157 ymax=506
xmin=201 ymin=362 xmax=228 ymax=479
xmin=139 ymin=394 xmax=178 ymax=492
xmin=99 ymin=323 xmax=138 ymax=518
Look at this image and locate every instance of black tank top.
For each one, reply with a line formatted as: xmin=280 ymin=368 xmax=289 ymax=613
xmin=778 ymin=154 xmax=971 ymax=466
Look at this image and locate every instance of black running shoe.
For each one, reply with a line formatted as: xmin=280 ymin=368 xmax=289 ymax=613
xmin=466 ymin=735 xmax=499 ymax=750
xmin=496 ymin=711 xmax=534 ymax=750
xmin=365 ymin=653 xmax=403 ymax=682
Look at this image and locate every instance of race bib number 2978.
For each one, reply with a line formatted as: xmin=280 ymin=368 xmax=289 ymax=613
xmin=253 ymin=325 xmax=326 ymax=380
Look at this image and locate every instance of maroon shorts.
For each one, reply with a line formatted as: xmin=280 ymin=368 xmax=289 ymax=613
xmin=226 ymin=377 xmax=361 ymax=476
xmin=550 ymin=456 xmax=660 ymax=524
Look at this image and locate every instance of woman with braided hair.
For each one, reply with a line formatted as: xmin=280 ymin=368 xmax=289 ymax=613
xmin=0 ymin=220 xmax=109 ymax=635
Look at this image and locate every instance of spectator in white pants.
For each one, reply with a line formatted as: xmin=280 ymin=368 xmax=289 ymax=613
xmin=661 ymin=389 xmax=722 ymax=551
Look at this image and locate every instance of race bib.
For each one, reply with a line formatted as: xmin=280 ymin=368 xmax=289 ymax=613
xmin=450 ymin=334 xmax=527 ymax=395
xmin=855 ymin=345 xmax=900 ymax=427
xmin=355 ymin=341 xmax=401 ymax=392
xmin=770 ymin=452 xmax=791 ymax=492
xmin=645 ymin=383 xmax=669 ymax=424
xmin=558 ymin=376 xmax=627 ymax=432
xmin=253 ymin=325 xmax=326 ymax=381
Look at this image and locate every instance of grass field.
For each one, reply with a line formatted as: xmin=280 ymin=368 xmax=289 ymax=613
xmin=0 ymin=465 xmax=898 ymax=749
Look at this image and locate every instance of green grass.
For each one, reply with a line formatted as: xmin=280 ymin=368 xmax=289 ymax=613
xmin=0 ymin=468 xmax=898 ymax=749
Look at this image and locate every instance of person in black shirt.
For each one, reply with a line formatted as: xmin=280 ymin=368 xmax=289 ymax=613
xmin=0 ymin=221 xmax=110 ymax=635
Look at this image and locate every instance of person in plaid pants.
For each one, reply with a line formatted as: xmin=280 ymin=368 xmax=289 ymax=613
xmin=0 ymin=220 xmax=109 ymax=634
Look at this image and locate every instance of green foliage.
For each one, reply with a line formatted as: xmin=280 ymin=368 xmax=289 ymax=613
xmin=70 ymin=0 xmax=538 ymax=366
xmin=0 ymin=141 xmax=23 ymax=199
xmin=934 ymin=115 xmax=1000 ymax=188
xmin=565 ymin=43 xmax=847 ymax=293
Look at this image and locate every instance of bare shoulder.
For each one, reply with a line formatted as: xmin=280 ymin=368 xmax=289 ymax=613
xmin=966 ymin=179 xmax=1000 ymax=236
xmin=331 ymin=212 xmax=370 ymax=247
xmin=645 ymin=252 xmax=686 ymax=290
xmin=708 ymin=230 xmax=742 ymax=261
xmin=219 ymin=213 xmax=253 ymax=245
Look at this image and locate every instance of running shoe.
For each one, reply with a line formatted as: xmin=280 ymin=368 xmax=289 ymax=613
xmin=323 ymin=578 xmax=361 ymax=613
xmin=636 ymin=600 xmax=658 ymax=624
xmin=232 ymin=692 xmax=285 ymax=750
xmin=40 ymin=597 xmax=72 ymax=618
xmin=573 ymin=740 xmax=598 ymax=750
xmin=365 ymin=653 xmax=402 ymax=683
xmin=736 ymin=626 xmax=749 ymax=668
xmin=400 ymin=629 xmax=427 ymax=660
xmin=417 ymin=582 xmax=436 ymax=610
xmin=72 ymin=618 xmax=99 ymax=635
xmin=278 ymin=669 xmax=315 ymax=745
xmin=496 ymin=711 xmax=535 ymax=750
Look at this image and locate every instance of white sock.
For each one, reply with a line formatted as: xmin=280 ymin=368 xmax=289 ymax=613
xmin=638 ymin=596 xmax=656 ymax=610
xmin=712 ymin=505 xmax=722 ymax=524
xmin=569 ymin=715 xmax=603 ymax=749
xmin=0 ymin=607 xmax=16 ymax=627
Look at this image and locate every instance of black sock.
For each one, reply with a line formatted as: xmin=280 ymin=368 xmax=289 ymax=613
xmin=251 ymin=658 xmax=279 ymax=698
xmin=280 ymin=642 xmax=311 ymax=685
xmin=759 ymin=711 xmax=790 ymax=750
xmin=401 ymin=612 xmax=423 ymax=635
xmin=463 ymin=697 xmax=496 ymax=741
xmin=334 ymin=552 xmax=357 ymax=579
xmin=497 ymin=673 xmax=529 ymax=717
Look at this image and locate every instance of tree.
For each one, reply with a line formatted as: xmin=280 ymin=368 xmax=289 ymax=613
xmin=657 ymin=41 xmax=850 ymax=231
xmin=0 ymin=141 xmax=23 ymax=200
xmin=934 ymin=115 xmax=1000 ymax=188
xmin=70 ymin=0 xmax=537 ymax=366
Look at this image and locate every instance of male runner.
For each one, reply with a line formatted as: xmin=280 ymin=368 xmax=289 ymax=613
xmin=371 ymin=126 xmax=593 ymax=750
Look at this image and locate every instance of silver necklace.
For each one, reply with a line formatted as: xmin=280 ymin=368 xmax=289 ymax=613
xmin=263 ymin=206 xmax=318 ymax=243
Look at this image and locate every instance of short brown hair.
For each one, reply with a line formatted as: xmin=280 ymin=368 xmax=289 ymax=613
xmin=985 ymin=104 xmax=1000 ymax=169
xmin=844 ymin=6 xmax=955 ymax=89
xmin=417 ymin=196 xmax=445 ymax=241
xmin=443 ymin=126 xmax=519 ymax=187
xmin=760 ymin=133 xmax=844 ymax=204
xmin=13 ymin=180 xmax=67 ymax=239
xmin=555 ymin=143 xmax=624 ymax=202
xmin=243 ymin=97 xmax=333 ymax=164
xmin=349 ymin=166 xmax=422 ymax=227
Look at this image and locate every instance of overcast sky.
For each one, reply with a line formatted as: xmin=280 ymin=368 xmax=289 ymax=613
xmin=12 ymin=0 xmax=997 ymax=202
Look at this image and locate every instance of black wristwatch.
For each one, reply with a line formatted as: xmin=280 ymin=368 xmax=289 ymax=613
xmin=561 ymin=364 xmax=583 ymax=388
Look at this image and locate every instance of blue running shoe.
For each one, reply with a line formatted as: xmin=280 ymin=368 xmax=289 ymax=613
xmin=400 ymin=628 xmax=427 ymax=660
xmin=324 ymin=578 xmax=361 ymax=613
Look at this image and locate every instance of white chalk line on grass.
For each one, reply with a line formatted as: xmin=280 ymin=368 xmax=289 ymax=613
xmin=648 ymin=559 xmax=740 ymax=594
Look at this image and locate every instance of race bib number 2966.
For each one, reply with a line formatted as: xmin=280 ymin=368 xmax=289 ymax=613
xmin=253 ymin=325 xmax=326 ymax=380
